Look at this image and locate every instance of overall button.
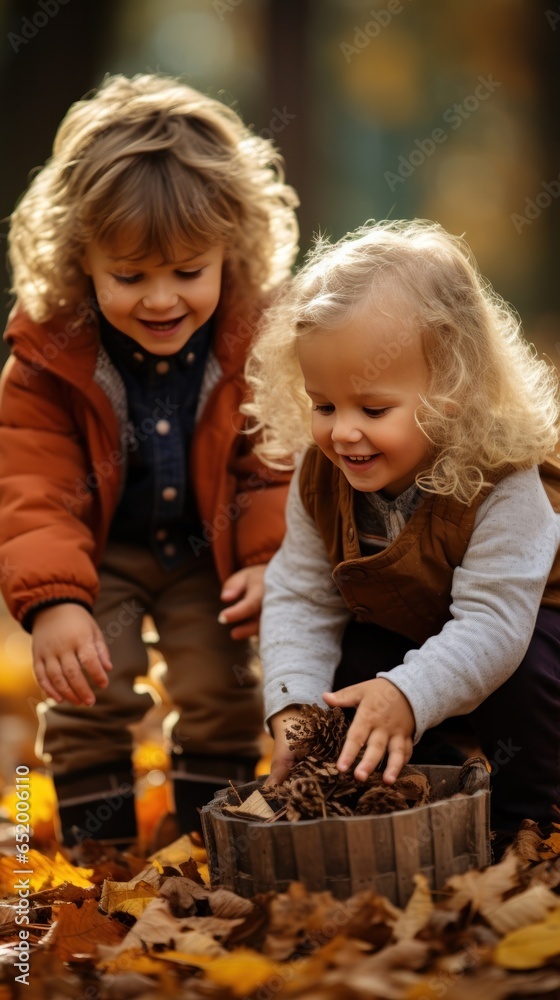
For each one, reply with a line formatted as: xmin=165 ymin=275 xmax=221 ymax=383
xmin=352 ymin=605 xmax=370 ymax=616
xmin=163 ymin=543 xmax=177 ymax=557
xmin=132 ymin=351 xmax=144 ymax=363
xmin=155 ymin=360 xmax=170 ymax=374
xmin=186 ymin=351 xmax=196 ymax=365
xmin=155 ymin=529 xmax=167 ymax=541
xmin=345 ymin=566 xmax=368 ymax=580
xmin=347 ymin=526 xmax=355 ymax=542
xmin=162 ymin=486 xmax=177 ymax=501
xmin=155 ymin=419 xmax=171 ymax=435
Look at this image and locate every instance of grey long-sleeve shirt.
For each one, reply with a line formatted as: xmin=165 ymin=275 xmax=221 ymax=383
xmin=260 ymin=458 xmax=560 ymax=739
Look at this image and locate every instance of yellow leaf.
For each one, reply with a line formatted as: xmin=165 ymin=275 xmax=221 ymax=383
xmin=99 ymin=947 xmax=169 ymax=975
xmin=494 ymin=907 xmax=560 ymax=969
xmin=203 ymin=948 xmax=284 ymax=996
xmin=155 ymin=949 xmax=215 ymax=968
xmin=149 ymin=834 xmax=205 ymax=867
xmin=393 ymin=874 xmax=433 ymax=941
xmin=539 ymin=828 xmax=560 ymax=858
xmin=404 ymin=985 xmax=441 ymax=1000
xmin=0 ymin=850 xmax=93 ymax=895
xmin=2 ymin=772 xmax=56 ymax=827
xmin=100 ymin=879 xmax=159 ymax=918
xmin=197 ymin=863 xmax=210 ymax=885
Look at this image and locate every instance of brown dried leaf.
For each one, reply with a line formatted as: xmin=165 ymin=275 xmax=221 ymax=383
xmin=392 ymin=874 xmax=433 ymax=941
xmin=178 ymin=914 xmax=246 ymax=940
xmin=158 ymin=875 xmax=197 ymax=916
xmin=208 ymin=887 xmax=255 ymax=919
xmin=113 ymin=897 xmax=225 ymax=956
xmin=442 ymin=850 xmax=521 ymax=921
xmin=486 ymin=882 xmax=560 ymax=935
xmin=48 ymin=898 xmax=127 ymax=962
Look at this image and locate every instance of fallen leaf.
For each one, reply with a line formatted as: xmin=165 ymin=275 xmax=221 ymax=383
xmin=202 ymin=948 xmax=284 ymax=996
xmin=442 ymin=851 xmax=520 ymax=924
xmin=48 ymin=898 xmax=127 ymax=961
xmin=486 ymin=881 xmax=560 ymax=935
xmin=494 ymin=907 xmax=560 ymax=969
xmin=0 ymin=851 xmax=94 ymax=895
xmin=113 ymin=897 xmax=226 ymax=956
xmin=393 ymin=873 xmax=433 ymax=941
xmin=149 ymin=834 xmax=205 ymax=867
xmin=99 ymin=878 xmax=159 ymax=918
xmin=98 ymin=946 xmax=170 ymax=976
xmin=209 ymin=887 xmax=255 ymax=919
xmin=179 ymin=914 xmax=246 ymax=940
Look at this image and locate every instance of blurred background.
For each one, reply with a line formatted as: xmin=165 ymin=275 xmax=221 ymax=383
xmin=0 ymin=0 xmax=558 ymax=809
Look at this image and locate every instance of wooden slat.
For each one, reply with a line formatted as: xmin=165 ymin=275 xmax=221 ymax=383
xmin=271 ymin=823 xmax=298 ymax=885
xmin=430 ymin=799 xmax=456 ymax=890
xmin=346 ymin=818 xmax=378 ymax=895
xmin=290 ymin=821 xmax=326 ymax=891
xmin=321 ymin=818 xmax=351 ymax=899
xmin=212 ymin=816 xmax=235 ymax=890
xmin=248 ymin=825 xmax=277 ymax=894
xmin=391 ymin=810 xmax=422 ymax=907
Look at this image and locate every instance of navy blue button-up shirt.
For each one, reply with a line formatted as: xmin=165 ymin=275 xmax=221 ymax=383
xmin=101 ymin=316 xmax=214 ymax=571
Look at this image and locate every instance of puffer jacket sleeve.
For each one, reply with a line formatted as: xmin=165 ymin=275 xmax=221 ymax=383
xmin=230 ymin=441 xmax=291 ymax=568
xmin=0 ymin=356 xmax=100 ymax=628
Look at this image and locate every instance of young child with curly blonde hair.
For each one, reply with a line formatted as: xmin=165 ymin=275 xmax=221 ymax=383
xmin=246 ymin=220 xmax=560 ymax=842
xmin=0 ymin=73 xmax=299 ymax=845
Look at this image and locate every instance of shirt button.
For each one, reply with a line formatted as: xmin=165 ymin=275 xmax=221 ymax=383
xmin=348 ymin=527 xmax=355 ymax=542
xmin=163 ymin=543 xmax=177 ymax=557
xmin=155 ymin=419 xmax=171 ymax=435
xmin=162 ymin=486 xmax=177 ymax=501
xmin=186 ymin=351 xmax=196 ymax=365
xmin=155 ymin=529 xmax=167 ymax=541
xmin=132 ymin=351 xmax=144 ymax=362
xmin=155 ymin=360 xmax=170 ymax=374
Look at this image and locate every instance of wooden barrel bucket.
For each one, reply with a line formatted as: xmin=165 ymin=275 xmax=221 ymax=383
xmin=201 ymin=765 xmax=490 ymax=907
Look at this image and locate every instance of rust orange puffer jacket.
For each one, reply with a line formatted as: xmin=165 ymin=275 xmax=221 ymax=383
xmin=0 ymin=296 xmax=290 ymax=628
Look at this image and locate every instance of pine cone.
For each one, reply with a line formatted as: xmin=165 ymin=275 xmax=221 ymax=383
xmin=393 ymin=770 xmax=431 ymax=807
xmin=355 ymin=784 xmax=409 ymax=815
xmin=285 ymin=705 xmax=348 ymax=762
xmin=284 ymin=777 xmax=326 ymax=821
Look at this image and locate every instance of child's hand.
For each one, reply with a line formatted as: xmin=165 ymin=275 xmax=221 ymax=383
xmin=323 ymin=678 xmax=415 ymax=784
xmin=32 ymin=604 xmax=112 ymax=707
xmin=266 ymin=705 xmax=307 ymax=785
xmin=218 ymin=564 xmax=266 ymax=640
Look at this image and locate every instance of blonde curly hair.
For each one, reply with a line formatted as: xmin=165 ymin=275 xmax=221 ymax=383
xmin=8 ymin=73 xmax=299 ymax=322
xmin=245 ymin=220 xmax=559 ymax=503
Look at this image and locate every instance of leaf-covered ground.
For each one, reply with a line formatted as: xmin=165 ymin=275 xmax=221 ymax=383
xmin=1 ymin=818 xmax=560 ymax=999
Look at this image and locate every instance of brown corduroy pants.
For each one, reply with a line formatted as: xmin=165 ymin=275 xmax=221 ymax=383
xmin=37 ymin=541 xmax=263 ymax=777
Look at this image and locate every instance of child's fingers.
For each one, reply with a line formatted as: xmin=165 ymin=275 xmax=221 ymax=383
xmin=78 ymin=639 xmax=110 ymax=688
xmin=382 ymin=736 xmax=412 ymax=785
xmin=229 ymin=618 xmax=259 ymax=641
xmin=58 ymin=653 xmax=96 ymax=705
xmin=351 ymin=733 xmax=389 ymax=781
xmin=323 ymin=686 xmax=361 ymax=709
xmin=93 ymin=630 xmax=112 ymax=672
xmin=220 ymin=569 xmax=245 ymax=602
xmin=41 ymin=655 xmax=87 ymax=706
xmin=266 ymin=751 xmax=293 ymax=786
xmin=219 ymin=593 xmax=260 ymax=625
xmin=34 ymin=660 xmax=63 ymax=703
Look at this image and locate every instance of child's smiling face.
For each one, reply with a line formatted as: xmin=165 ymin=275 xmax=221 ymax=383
xmin=297 ymin=303 xmax=432 ymax=498
xmin=83 ymin=240 xmax=225 ymax=355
